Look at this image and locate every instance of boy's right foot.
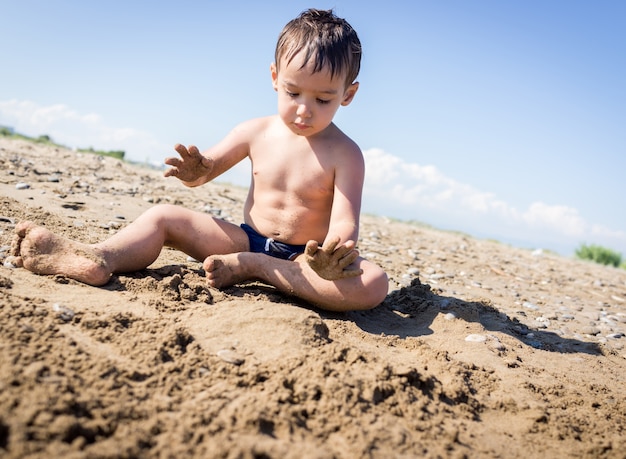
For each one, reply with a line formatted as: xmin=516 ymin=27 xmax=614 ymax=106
xmin=11 ymin=221 xmax=111 ymax=286
xmin=203 ymin=253 xmax=255 ymax=288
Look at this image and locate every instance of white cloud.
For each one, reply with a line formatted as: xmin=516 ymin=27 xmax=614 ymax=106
xmin=0 ymin=99 xmax=168 ymax=163
xmin=521 ymin=202 xmax=587 ymax=237
xmin=362 ymin=148 xmax=626 ymax=254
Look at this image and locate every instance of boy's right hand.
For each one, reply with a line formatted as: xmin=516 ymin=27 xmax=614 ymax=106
xmin=305 ymin=236 xmax=363 ymax=281
xmin=164 ymin=144 xmax=214 ymax=184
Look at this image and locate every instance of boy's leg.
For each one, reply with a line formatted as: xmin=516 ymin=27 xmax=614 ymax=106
xmin=12 ymin=204 xmax=248 ymax=286
xmin=13 ymin=203 xmax=388 ymax=310
xmin=204 ymin=252 xmax=388 ymax=312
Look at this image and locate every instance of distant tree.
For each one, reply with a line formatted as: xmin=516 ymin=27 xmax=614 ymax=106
xmin=575 ymin=243 xmax=622 ymax=267
xmin=77 ymin=147 xmax=125 ymax=160
xmin=106 ymin=150 xmax=125 ymax=160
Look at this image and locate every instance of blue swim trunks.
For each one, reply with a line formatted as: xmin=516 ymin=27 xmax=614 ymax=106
xmin=241 ymin=223 xmax=307 ymax=260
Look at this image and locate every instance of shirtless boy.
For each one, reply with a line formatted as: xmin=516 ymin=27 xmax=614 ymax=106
xmin=10 ymin=9 xmax=389 ymax=312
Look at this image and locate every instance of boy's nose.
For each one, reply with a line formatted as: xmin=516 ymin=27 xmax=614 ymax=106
xmin=296 ymin=103 xmax=311 ymax=118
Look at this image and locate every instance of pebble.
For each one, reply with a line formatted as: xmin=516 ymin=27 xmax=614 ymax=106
xmin=52 ymin=303 xmax=75 ymax=322
xmin=3 ymin=255 xmax=20 ymax=268
xmin=407 ymin=267 xmax=419 ymax=276
xmin=581 ymin=326 xmax=601 ymax=336
xmin=465 ymin=334 xmax=487 ymax=343
xmin=444 ymin=312 xmax=457 ymax=321
xmin=16 ymin=182 xmax=30 ymax=190
xmin=523 ymin=302 xmax=540 ymax=311
xmin=606 ymin=333 xmax=624 ymax=339
xmin=439 ymin=298 xmax=452 ymax=309
xmin=201 ymin=206 xmax=222 ymax=217
xmin=526 ymin=340 xmax=544 ymax=349
xmin=217 ymin=349 xmax=245 ymax=365
xmin=488 ymin=338 xmax=507 ymax=352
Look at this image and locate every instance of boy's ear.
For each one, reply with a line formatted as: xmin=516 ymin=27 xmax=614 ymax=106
xmin=341 ymin=82 xmax=359 ymax=106
xmin=270 ymin=63 xmax=278 ymax=91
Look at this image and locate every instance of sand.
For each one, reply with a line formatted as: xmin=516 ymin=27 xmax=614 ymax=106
xmin=1 ymin=137 xmax=625 ymax=458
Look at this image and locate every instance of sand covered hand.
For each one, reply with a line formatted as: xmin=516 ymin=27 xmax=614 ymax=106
xmin=164 ymin=144 xmax=214 ymax=184
xmin=305 ymin=236 xmax=363 ymax=281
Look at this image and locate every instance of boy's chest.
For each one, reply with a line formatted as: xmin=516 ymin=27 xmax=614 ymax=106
xmin=250 ymin=145 xmax=335 ymax=197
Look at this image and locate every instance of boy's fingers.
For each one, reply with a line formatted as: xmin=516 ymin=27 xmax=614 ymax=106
xmin=163 ymin=159 xmax=180 ymax=177
xmin=174 ymin=143 xmax=189 ymax=157
xmin=339 ymin=249 xmax=359 ymax=268
xmin=339 ymin=267 xmax=363 ymax=279
xmin=163 ymin=168 xmax=177 ymax=178
xmin=321 ymin=236 xmax=340 ymax=253
xmin=331 ymin=244 xmax=353 ymax=259
xmin=164 ymin=157 xmax=181 ymax=167
xmin=188 ymin=145 xmax=200 ymax=157
xmin=305 ymin=240 xmax=319 ymax=258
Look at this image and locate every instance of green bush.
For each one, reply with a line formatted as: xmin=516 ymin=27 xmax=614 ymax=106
xmin=575 ymin=243 xmax=622 ymax=267
xmin=78 ymin=147 xmax=125 ymax=160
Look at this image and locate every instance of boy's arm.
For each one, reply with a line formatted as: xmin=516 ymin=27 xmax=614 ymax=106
xmin=326 ymin=141 xmax=364 ymax=244
xmin=305 ymin=144 xmax=365 ymax=280
xmin=164 ymin=119 xmax=258 ymax=187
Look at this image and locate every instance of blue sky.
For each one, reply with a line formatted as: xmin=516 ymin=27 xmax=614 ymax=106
xmin=1 ymin=1 xmax=625 ymax=256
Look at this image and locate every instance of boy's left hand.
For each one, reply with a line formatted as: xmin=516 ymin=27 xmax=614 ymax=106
xmin=164 ymin=144 xmax=214 ymax=184
xmin=305 ymin=236 xmax=363 ymax=281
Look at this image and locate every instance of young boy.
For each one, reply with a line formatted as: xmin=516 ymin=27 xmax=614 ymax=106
xmin=10 ymin=9 xmax=388 ymax=312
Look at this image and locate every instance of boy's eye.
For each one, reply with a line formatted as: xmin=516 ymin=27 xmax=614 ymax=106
xmin=286 ymin=91 xmax=298 ymax=98
xmin=317 ymin=98 xmax=330 ymax=105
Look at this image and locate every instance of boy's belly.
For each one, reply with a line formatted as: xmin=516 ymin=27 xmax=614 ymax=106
xmin=244 ymin=206 xmax=329 ymax=245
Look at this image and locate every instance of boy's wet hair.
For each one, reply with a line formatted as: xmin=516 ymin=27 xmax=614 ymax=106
xmin=275 ymin=9 xmax=361 ymax=88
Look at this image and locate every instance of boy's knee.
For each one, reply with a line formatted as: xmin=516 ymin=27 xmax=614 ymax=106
xmin=147 ymin=203 xmax=177 ymax=215
xmin=357 ymin=266 xmax=389 ymax=310
xmin=141 ymin=203 xmax=179 ymax=223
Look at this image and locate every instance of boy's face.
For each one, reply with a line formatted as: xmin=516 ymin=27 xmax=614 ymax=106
xmin=271 ymin=54 xmax=358 ymax=137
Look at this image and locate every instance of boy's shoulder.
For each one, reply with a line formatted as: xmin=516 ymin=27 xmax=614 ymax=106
xmin=233 ymin=115 xmax=276 ymax=133
xmin=325 ymin=123 xmax=362 ymax=154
